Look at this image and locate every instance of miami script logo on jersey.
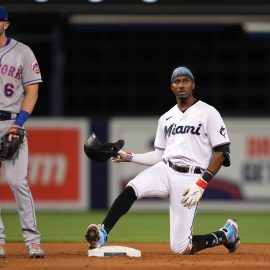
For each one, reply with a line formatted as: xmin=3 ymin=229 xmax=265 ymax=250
xmin=219 ymin=125 xmax=226 ymax=138
xmin=165 ymin=123 xmax=202 ymax=137
xmin=32 ymin=61 xmax=40 ymax=73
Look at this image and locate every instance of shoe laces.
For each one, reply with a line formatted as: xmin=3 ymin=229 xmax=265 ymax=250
xmin=221 ymin=224 xmax=237 ymax=242
xmin=29 ymin=243 xmax=41 ymax=250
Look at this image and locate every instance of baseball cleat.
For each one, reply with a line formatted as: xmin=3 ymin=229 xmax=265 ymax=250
xmin=28 ymin=243 xmax=45 ymax=258
xmin=220 ymin=219 xmax=240 ymax=253
xmin=0 ymin=243 xmax=5 ymax=258
xmin=85 ymin=224 xmax=108 ymax=249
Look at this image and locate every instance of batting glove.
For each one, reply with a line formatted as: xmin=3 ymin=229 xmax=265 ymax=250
xmin=111 ymin=150 xmax=133 ymax=163
xmin=181 ymin=179 xmax=208 ymax=209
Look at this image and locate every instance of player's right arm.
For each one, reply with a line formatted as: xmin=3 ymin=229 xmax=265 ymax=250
xmin=112 ymin=116 xmax=166 ymax=166
xmin=111 ymin=148 xmax=164 ymax=165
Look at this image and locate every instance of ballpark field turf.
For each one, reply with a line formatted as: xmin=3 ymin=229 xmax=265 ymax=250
xmin=2 ymin=211 xmax=270 ymax=243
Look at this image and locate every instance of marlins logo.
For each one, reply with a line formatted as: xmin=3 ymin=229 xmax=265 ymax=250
xmin=31 ymin=61 xmax=40 ymax=73
xmin=219 ymin=125 xmax=226 ymax=138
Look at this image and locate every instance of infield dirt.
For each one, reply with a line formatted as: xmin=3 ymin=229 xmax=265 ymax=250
xmin=0 ymin=243 xmax=269 ymax=270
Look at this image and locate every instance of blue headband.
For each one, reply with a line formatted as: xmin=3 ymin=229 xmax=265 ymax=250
xmin=171 ymin=66 xmax=194 ymax=82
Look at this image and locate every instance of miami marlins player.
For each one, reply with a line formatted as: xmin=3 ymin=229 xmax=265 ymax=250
xmin=0 ymin=5 xmax=44 ymax=258
xmin=85 ymin=66 xmax=240 ymax=255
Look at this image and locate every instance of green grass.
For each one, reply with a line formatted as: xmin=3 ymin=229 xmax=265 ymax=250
xmin=1 ymin=211 xmax=270 ymax=243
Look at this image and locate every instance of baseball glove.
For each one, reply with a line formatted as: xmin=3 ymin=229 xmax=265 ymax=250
xmin=0 ymin=127 xmax=25 ymax=161
xmin=84 ymin=132 xmax=125 ymax=162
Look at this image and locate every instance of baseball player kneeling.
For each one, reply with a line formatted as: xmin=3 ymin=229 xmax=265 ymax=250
xmin=85 ymin=66 xmax=240 ymax=255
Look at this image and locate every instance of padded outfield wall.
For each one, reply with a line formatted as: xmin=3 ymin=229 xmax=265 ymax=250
xmin=1 ymin=117 xmax=269 ymax=212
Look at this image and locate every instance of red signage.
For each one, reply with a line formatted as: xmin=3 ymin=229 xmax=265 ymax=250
xmin=247 ymin=137 xmax=270 ymax=157
xmin=0 ymin=119 xmax=89 ymax=209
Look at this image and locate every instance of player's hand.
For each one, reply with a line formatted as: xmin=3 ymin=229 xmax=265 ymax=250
xmin=181 ymin=182 xmax=205 ymax=209
xmin=111 ymin=150 xmax=133 ymax=163
xmin=8 ymin=125 xmax=22 ymax=142
xmin=111 ymin=150 xmax=127 ymax=163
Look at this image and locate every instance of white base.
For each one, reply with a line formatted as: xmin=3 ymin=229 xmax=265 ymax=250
xmin=88 ymin=246 xmax=141 ymax=257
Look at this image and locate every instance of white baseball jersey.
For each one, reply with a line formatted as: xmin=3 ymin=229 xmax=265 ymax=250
xmin=154 ymin=100 xmax=230 ymax=169
xmin=0 ymin=38 xmax=42 ymax=113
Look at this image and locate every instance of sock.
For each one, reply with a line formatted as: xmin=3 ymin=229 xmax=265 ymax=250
xmin=190 ymin=231 xmax=226 ymax=254
xmin=102 ymin=186 xmax=137 ymax=234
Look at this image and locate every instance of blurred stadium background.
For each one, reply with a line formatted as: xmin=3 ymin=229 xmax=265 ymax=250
xmin=1 ymin=0 xmax=270 ymax=243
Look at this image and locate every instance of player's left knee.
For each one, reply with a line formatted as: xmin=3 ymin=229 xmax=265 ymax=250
xmin=170 ymin=241 xmax=192 ymax=255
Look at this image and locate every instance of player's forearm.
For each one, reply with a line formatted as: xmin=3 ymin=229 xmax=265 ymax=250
xmin=21 ymin=84 xmax=39 ymax=114
xmin=13 ymin=84 xmax=39 ymax=127
xmin=206 ymin=152 xmax=225 ymax=175
xmin=131 ymin=149 xmax=164 ymax=166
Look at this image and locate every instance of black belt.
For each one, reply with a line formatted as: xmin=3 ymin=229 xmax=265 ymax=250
xmin=0 ymin=110 xmax=18 ymax=121
xmin=164 ymin=160 xmax=203 ymax=174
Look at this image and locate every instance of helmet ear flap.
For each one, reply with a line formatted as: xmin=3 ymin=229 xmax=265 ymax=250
xmin=103 ymin=140 xmax=125 ymax=154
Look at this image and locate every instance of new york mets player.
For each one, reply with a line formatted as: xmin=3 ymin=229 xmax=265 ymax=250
xmin=85 ymin=66 xmax=240 ymax=255
xmin=0 ymin=5 xmax=44 ymax=258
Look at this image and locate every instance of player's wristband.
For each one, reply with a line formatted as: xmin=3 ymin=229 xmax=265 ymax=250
xmin=125 ymin=152 xmax=133 ymax=162
xmin=15 ymin=110 xmax=30 ymax=127
xmin=196 ymin=179 xmax=208 ymax=190
xmin=202 ymin=170 xmax=214 ymax=183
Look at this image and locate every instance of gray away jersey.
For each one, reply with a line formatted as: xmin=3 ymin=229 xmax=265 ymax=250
xmin=154 ymin=101 xmax=230 ymax=169
xmin=0 ymin=38 xmax=42 ymax=113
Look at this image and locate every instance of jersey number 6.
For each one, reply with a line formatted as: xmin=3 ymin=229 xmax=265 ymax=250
xmin=4 ymin=83 xmax=15 ymax=97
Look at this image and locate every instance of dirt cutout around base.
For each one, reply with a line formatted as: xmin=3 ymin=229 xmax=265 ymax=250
xmin=0 ymin=243 xmax=269 ymax=270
